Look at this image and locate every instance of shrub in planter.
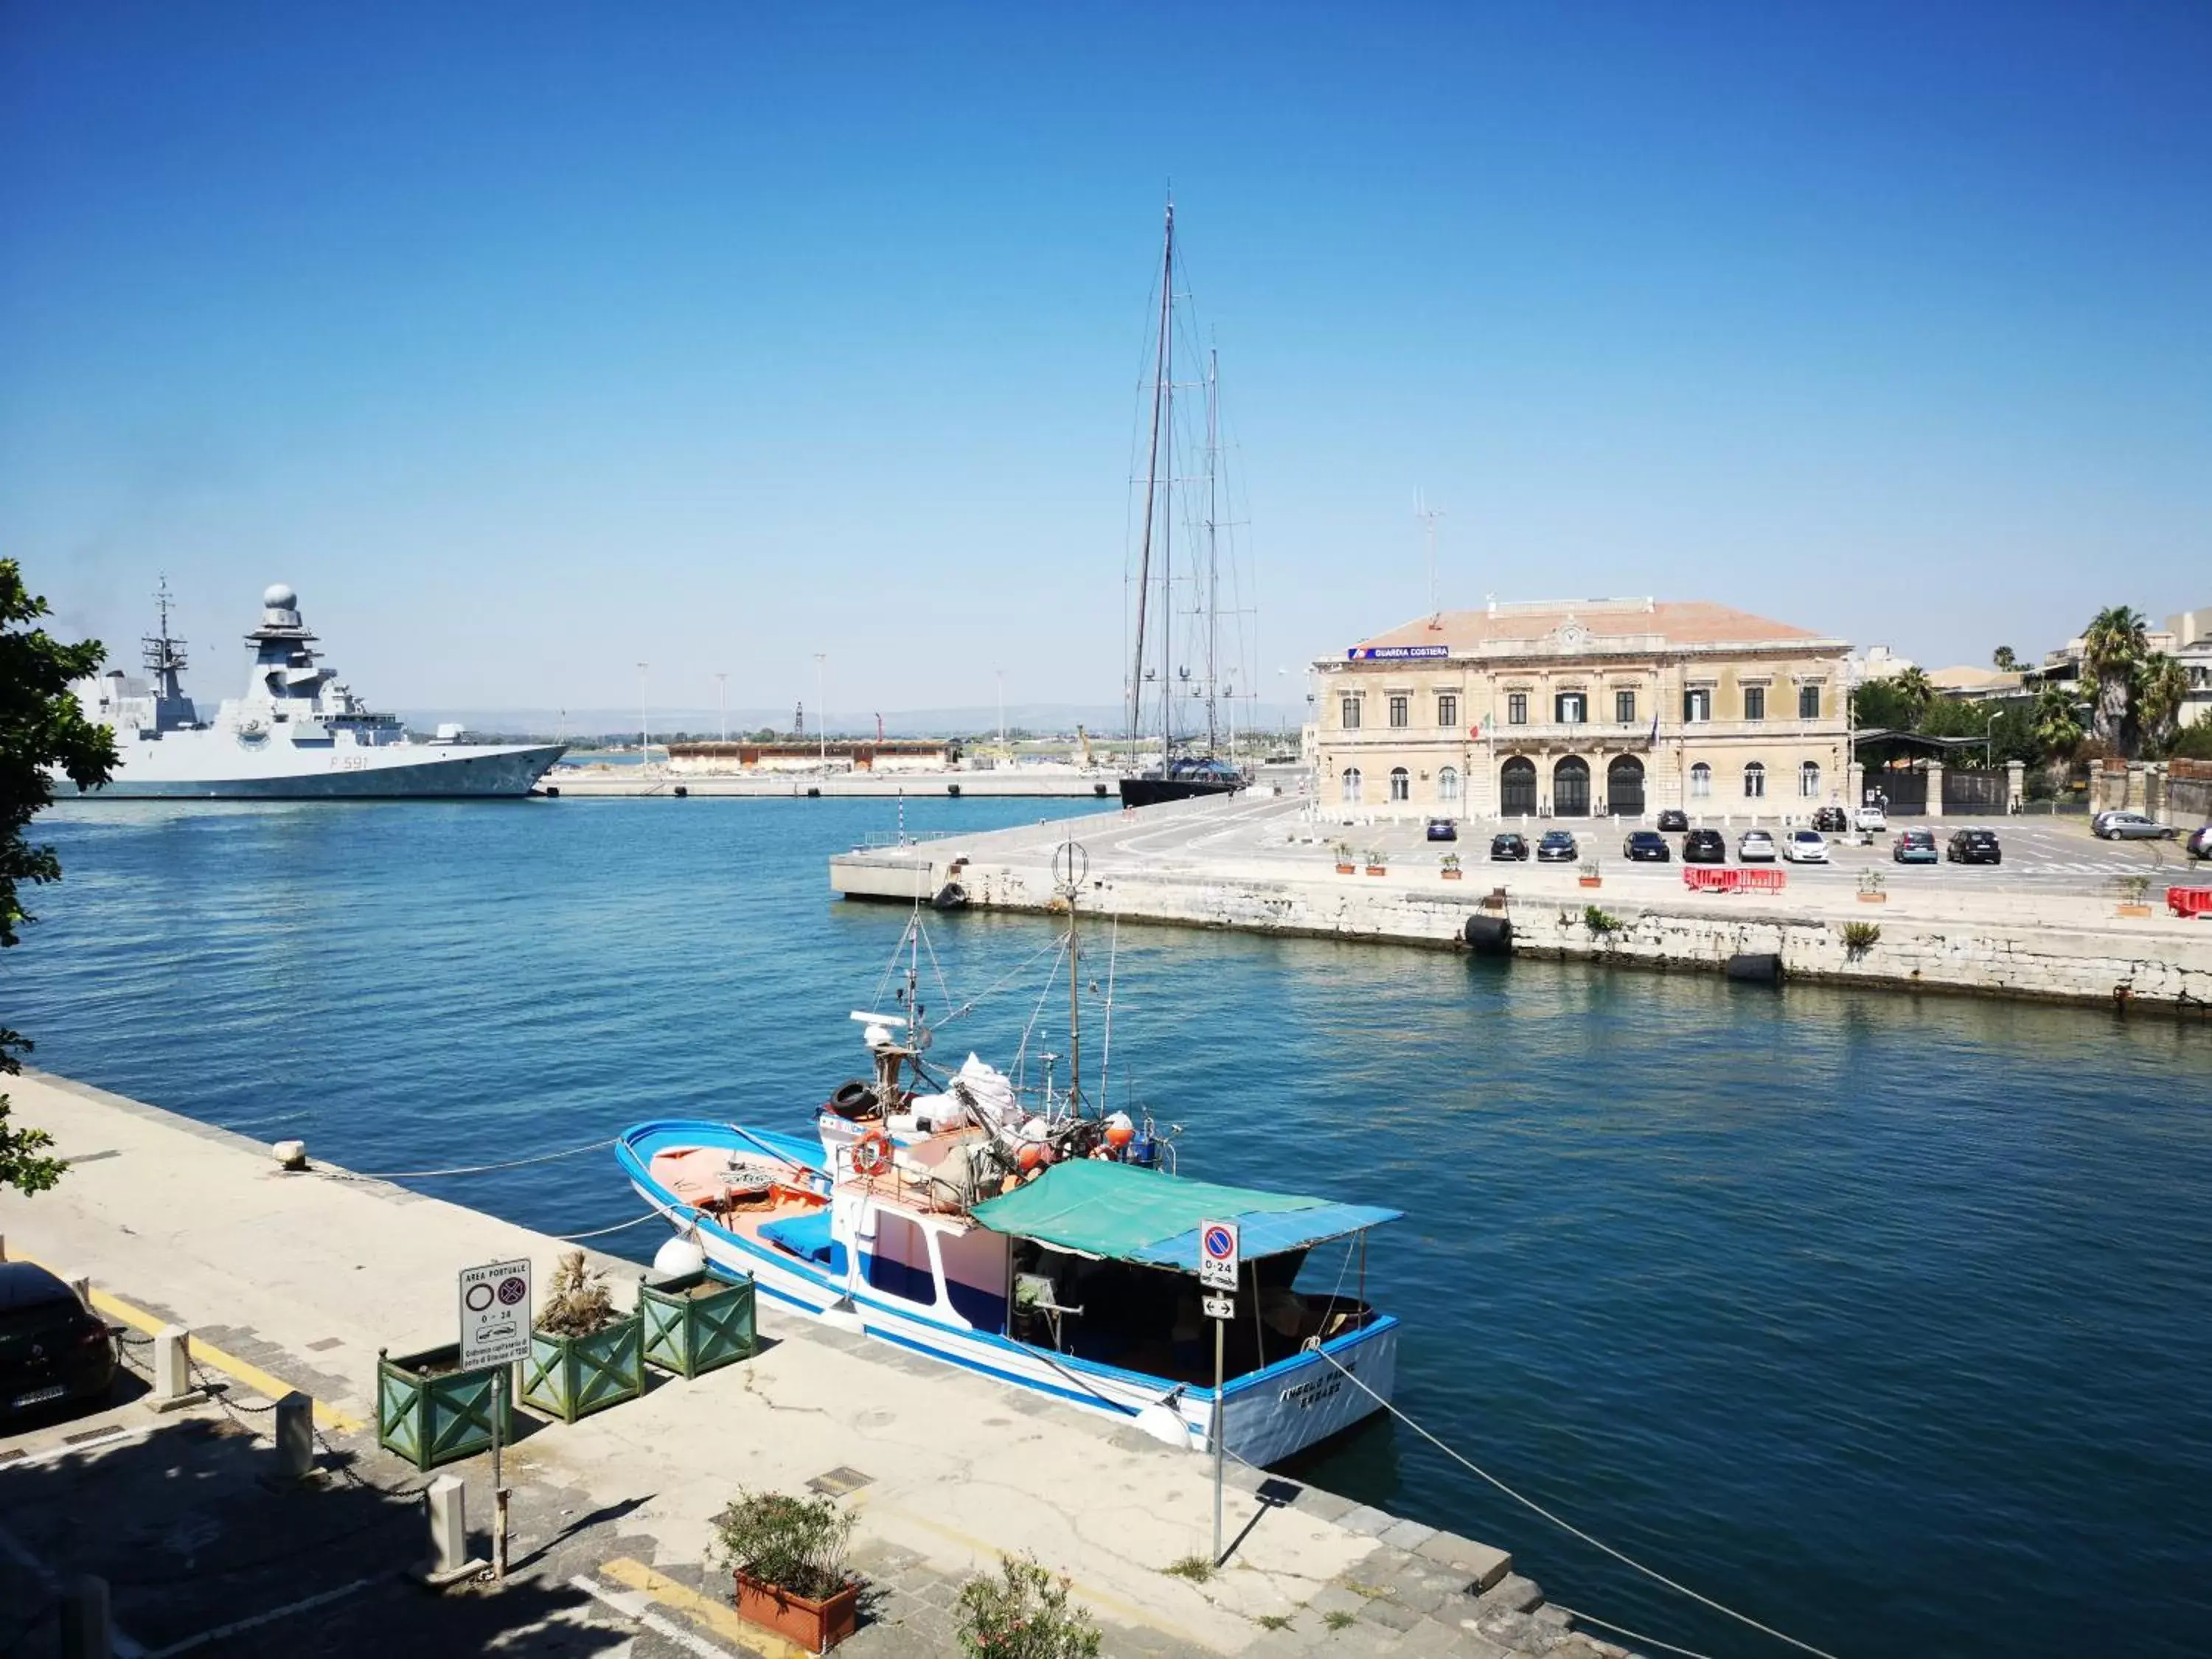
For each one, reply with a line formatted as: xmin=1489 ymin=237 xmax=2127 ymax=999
xmin=714 ymin=1489 xmax=860 ymax=1652
xmin=1440 ymin=852 xmax=1462 ymax=880
xmin=956 ymin=1554 xmax=1101 ymax=1659
xmin=1363 ymin=846 xmax=1387 ymax=876
xmin=521 ymin=1251 xmax=644 ymax=1424
xmin=2114 ymin=874 xmax=2153 ymax=917
xmin=1857 ymin=870 xmax=1888 ymax=903
xmin=1577 ymin=858 xmax=1602 ymax=888
xmin=1331 ymin=840 xmax=1355 ymax=874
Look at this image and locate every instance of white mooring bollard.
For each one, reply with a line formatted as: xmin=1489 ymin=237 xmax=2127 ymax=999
xmin=419 ymin=1474 xmax=486 ymax=1585
xmin=147 ymin=1324 xmax=199 ymax=1413
xmin=59 ymin=1574 xmax=112 ymax=1659
xmin=272 ymin=1391 xmax=315 ymax=1483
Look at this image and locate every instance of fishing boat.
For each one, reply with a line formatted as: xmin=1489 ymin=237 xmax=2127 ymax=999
xmin=1118 ymin=201 xmax=1253 ymax=810
xmin=617 ymin=884 xmax=1401 ymax=1466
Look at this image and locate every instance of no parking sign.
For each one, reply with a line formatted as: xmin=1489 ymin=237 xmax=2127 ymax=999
xmin=1198 ymin=1219 xmax=1239 ymax=1292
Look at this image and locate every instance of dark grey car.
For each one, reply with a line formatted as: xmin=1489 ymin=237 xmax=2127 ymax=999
xmin=2094 ymin=810 xmax=2177 ymax=841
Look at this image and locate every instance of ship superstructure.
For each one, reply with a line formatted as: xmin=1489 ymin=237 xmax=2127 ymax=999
xmin=63 ymin=582 xmax=564 ymax=799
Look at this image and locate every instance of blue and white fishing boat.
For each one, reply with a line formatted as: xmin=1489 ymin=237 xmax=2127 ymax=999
xmin=617 ymin=911 xmax=1402 ymax=1466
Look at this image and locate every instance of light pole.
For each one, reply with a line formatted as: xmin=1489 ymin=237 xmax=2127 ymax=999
xmin=715 ymin=672 xmax=728 ymax=744
xmin=637 ymin=662 xmax=650 ymax=770
xmin=996 ymin=668 xmax=1005 ymax=751
xmin=815 ymin=653 xmax=827 ymax=773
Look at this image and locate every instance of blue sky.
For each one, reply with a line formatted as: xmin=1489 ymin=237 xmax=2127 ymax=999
xmin=4 ymin=2 xmax=2207 ymax=717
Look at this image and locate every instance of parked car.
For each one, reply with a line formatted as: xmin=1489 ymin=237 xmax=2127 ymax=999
xmin=1947 ymin=828 xmax=2003 ymax=865
xmin=1738 ymin=829 xmax=1777 ymax=863
xmin=2191 ymin=825 xmax=2212 ymax=862
xmin=2093 ymin=810 xmax=2177 ymax=841
xmin=1425 ymin=818 xmax=1458 ymax=842
xmin=1683 ymin=828 xmax=1727 ymax=863
xmin=1490 ymin=832 xmax=1530 ymax=861
xmin=1656 ymin=808 xmax=1690 ymax=832
xmin=1624 ymin=830 xmax=1671 ymax=862
xmin=1812 ymin=806 xmax=1849 ymax=833
xmin=1535 ymin=830 xmax=1579 ymax=863
xmin=1781 ymin=829 xmax=1830 ymax=863
xmin=1893 ymin=829 xmax=1938 ymax=864
xmin=1854 ymin=806 xmax=1888 ymax=832
xmin=1 ymin=1263 xmax=116 ymax=1419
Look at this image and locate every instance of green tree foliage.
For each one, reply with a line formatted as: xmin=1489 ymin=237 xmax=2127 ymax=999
xmin=1849 ymin=678 xmax=1919 ymax=732
xmin=2133 ymin=655 xmax=2191 ymax=754
xmin=2166 ymin=721 xmax=2212 ymax=762
xmin=2032 ymin=686 xmax=2087 ymax=759
xmin=0 ymin=559 xmax=116 ymax=1194
xmin=1992 ymin=646 xmax=2019 ymax=672
xmin=2081 ymin=605 xmax=2149 ymax=756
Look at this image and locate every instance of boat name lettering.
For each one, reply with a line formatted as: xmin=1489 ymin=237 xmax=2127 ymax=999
xmin=1279 ymin=1368 xmax=1351 ymax=1410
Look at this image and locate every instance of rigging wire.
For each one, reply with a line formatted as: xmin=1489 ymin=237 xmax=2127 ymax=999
xmin=1010 ymin=932 xmax=1071 ymax=1088
xmin=939 ymin=931 xmax=1070 ymax=1029
xmin=1305 ymin=1349 xmax=1845 ymax=1659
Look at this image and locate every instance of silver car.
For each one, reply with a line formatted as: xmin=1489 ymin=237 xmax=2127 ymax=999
xmin=1738 ymin=829 xmax=1777 ymax=862
xmin=2094 ymin=810 xmax=2177 ymax=841
xmin=1781 ymin=829 xmax=1831 ymax=863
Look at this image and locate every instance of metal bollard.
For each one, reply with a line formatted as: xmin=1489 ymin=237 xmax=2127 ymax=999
xmin=419 ymin=1474 xmax=486 ymax=1585
xmin=147 ymin=1324 xmax=198 ymax=1412
xmin=272 ymin=1391 xmax=315 ymax=1483
xmin=59 ymin=1574 xmax=112 ymax=1659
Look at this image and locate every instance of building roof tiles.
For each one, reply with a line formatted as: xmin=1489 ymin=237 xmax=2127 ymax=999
xmin=1348 ymin=599 xmax=1837 ymax=656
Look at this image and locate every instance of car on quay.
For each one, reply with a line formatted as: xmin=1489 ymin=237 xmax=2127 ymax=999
xmin=1683 ymin=828 xmax=1727 ymax=863
xmin=1893 ymin=829 xmax=1938 ymax=864
xmin=1738 ymin=829 xmax=1778 ymax=863
xmin=1490 ymin=832 xmax=1531 ymax=862
xmin=1812 ymin=806 xmax=1849 ymax=833
xmin=1624 ymin=830 xmax=1671 ymax=862
xmin=1535 ymin=830 xmax=1579 ymax=863
xmin=1656 ymin=808 xmax=1690 ymax=832
xmin=1947 ymin=828 xmax=2003 ymax=865
xmin=1 ymin=1262 xmax=116 ymax=1420
xmin=2191 ymin=825 xmax=2212 ymax=862
xmin=1781 ymin=830 xmax=1830 ymax=863
xmin=2093 ymin=810 xmax=2177 ymax=841
xmin=1854 ymin=806 xmax=1888 ymax=832
xmin=1425 ymin=818 xmax=1458 ymax=842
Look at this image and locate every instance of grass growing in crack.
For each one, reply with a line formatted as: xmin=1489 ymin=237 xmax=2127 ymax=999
xmin=1164 ymin=1554 xmax=1214 ymax=1583
xmin=1255 ymin=1613 xmax=1292 ymax=1630
xmin=1324 ymin=1610 xmax=1357 ymax=1630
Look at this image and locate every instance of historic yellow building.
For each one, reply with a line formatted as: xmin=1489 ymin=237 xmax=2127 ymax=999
xmin=1312 ymin=598 xmax=1851 ymax=818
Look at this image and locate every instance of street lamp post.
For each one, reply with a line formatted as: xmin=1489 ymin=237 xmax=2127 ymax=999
xmin=715 ymin=672 xmax=728 ymax=744
xmin=815 ymin=653 xmax=827 ymax=773
xmin=637 ymin=663 xmax=650 ymax=771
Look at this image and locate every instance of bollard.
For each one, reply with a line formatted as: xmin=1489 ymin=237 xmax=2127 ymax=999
xmin=271 ymin=1391 xmax=315 ymax=1483
xmin=147 ymin=1324 xmax=200 ymax=1413
xmin=419 ymin=1474 xmax=486 ymax=1585
xmin=58 ymin=1574 xmax=112 ymax=1659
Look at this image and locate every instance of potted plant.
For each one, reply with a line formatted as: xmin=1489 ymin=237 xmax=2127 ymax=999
xmin=1440 ymin=852 xmax=1463 ymax=881
xmin=956 ymin=1554 xmax=1101 ymax=1658
xmin=2115 ymin=874 xmax=2153 ymax=918
xmin=1332 ymin=839 xmax=1356 ymax=875
xmin=1857 ymin=869 xmax=1888 ymax=905
xmin=715 ymin=1488 xmax=860 ymax=1652
xmin=1577 ymin=858 xmax=1602 ymax=889
xmin=520 ymin=1251 xmax=645 ymax=1424
xmin=375 ymin=1343 xmax=513 ymax=1472
xmin=1363 ymin=846 xmax=1388 ymax=876
xmin=640 ymin=1267 xmax=757 ymax=1380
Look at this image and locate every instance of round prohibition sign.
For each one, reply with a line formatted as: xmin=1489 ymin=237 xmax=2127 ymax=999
xmin=464 ymin=1283 xmax=495 ymax=1312
xmin=496 ymin=1276 xmax=528 ymax=1306
xmin=1203 ymin=1225 xmax=1234 ymax=1262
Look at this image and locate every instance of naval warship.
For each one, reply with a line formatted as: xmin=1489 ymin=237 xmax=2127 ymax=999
xmin=60 ymin=582 xmax=565 ymax=799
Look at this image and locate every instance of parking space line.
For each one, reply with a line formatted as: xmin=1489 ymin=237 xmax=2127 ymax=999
xmin=147 ymin=1573 xmax=386 ymax=1656
xmin=599 ymin=1556 xmax=803 ymax=1657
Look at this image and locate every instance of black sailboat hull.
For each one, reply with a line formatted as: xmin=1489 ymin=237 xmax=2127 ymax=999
xmin=1117 ymin=775 xmax=1245 ymax=809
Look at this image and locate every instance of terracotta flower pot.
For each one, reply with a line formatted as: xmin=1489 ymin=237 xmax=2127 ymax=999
xmin=1441 ymin=869 xmax=1463 ymax=880
xmin=1335 ymin=863 xmax=1356 ymax=874
xmin=734 ymin=1570 xmax=860 ymax=1653
xmin=2116 ymin=902 xmax=2152 ymax=918
xmin=1857 ymin=891 xmax=1888 ymax=904
xmin=1578 ymin=876 xmax=1601 ymax=888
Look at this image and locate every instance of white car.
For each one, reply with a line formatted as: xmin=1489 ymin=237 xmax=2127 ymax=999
xmin=1737 ymin=829 xmax=1777 ymax=862
xmin=1853 ymin=806 xmax=1888 ymax=832
xmin=1781 ymin=829 xmax=1830 ymax=863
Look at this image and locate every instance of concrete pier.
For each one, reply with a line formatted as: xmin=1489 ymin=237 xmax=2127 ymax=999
xmin=549 ymin=768 xmax=1121 ymax=799
xmin=0 ymin=1070 xmax=1628 ymax=1658
xmin=830 ymin=794 xmax=2212 ymax=1011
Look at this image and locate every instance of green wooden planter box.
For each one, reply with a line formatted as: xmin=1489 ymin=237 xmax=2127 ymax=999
xmin=376 ymin=1344 xmax=512 ymax=1472
xmin=640 ymin=1270 xmax=757 ymax=1380
xmin=520 ymin=1312 xmax=645 ymax=1424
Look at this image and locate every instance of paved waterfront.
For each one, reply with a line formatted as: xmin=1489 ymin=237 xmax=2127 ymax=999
xmin=0 ymin=1071 xmax=1621 ymax=1659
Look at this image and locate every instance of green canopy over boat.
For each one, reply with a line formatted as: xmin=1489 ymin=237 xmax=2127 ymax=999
xmin=968 ymin=1159 xmax=1401 ymax=1271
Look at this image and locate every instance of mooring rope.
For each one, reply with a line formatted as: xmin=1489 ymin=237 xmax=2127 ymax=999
xmin=326 ymin=1137 xmax=617 ymax=1181
xmin=1306 ymin=1347 xmax=1846 ymax=1659
xmin=551 ymin=1209 xmax=664 ymax=1241
xmin=1556 ymin=1605 xmax=1725 ymax=1659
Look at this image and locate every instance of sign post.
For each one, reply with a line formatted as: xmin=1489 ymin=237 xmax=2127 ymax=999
xmin=459 ymin=1257 xmax=532 ymax=1581
xmin=1198 ymin=1220 xmax=1239 ymax=1567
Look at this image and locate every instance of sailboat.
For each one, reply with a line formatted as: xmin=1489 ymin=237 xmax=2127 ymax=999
xmin=1119 ymin=202 xmax=1253 ymax=810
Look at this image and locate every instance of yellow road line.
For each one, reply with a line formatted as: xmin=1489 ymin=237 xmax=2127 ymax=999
xmin=19 ymin=1255 xmax=366 ymax=1435
xmin=600 ymin=1557 xmax=804 ymax=1658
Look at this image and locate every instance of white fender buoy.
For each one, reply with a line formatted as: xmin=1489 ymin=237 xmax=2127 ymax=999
xmin=652 ymin=1234 xmax=707 ymax=1278
xmin=1135 ymin=1400 xmax=1196 ymax=1449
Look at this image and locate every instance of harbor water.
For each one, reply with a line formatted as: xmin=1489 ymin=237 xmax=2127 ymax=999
xmin=11 ymin=797 xmax=2211 ymax=1659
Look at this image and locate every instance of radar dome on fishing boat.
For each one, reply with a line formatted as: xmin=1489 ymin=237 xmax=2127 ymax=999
xmin=863 ymin=1023 xmax=894 ymax=1050
xmin=653 ymin=1234 xmax=707 ymax=1278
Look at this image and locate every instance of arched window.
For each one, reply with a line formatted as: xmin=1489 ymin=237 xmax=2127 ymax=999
xmin=1500 ymin=757 xmax=1537 ymax=815
xmin=1389 ymin=767 xmax=1411 ymax=802
xmin=1799 ymin=760 xmax=1821 ymax=799
xmin=1437 ymin=766 xmax=1461 ymax=804
xmin=1690 ymin=762 xmax=1712 ymax=799
xmin=1744 ymin=761 xmax=1766 ymax=799
xmin=1340 ymin=767 xmax=1363 ymax=803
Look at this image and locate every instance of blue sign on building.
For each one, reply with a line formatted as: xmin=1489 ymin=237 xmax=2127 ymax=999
xmin=1347 ymin=644 xmax=1450 ymax=661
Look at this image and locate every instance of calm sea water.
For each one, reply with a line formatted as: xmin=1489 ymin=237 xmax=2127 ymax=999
xmin=10 ymin=797 xmax=2211 ymax=1659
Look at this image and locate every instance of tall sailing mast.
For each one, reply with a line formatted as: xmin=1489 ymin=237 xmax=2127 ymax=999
xmin=1127 ymin=202 xmax=1175 ymax=762
xmin=1203 ymin=347 xmax=1221 ymax=758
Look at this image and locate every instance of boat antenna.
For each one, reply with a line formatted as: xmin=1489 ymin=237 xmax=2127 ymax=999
xmin=1416 ymin=490 xmax=1444 ymax=627
xmin=1053 ymin=835 xmax=1089 ymax=1110
xmin=1127 ymin=197 xmax=1174 ymax=765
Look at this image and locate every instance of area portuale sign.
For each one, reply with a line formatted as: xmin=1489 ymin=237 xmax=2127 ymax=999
xmin=1346 ymin=644 xmax=1450 ymax=660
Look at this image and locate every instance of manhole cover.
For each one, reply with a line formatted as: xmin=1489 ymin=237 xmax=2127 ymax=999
xmin=807 ymin=1466 xmax=873 ymax=1497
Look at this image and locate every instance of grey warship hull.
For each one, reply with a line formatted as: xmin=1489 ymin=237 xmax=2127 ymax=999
xmin=63 ymin=745 xmax=565 ymax=799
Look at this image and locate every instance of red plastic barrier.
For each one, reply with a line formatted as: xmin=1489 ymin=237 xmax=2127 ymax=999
xmin=2168 ymin=886 xmax=2212 ymax=919
xmin=1683 ymin=867 xmax=1736 ymax=891
xmin=1738 ymin=869 xmax=1787 ymax=893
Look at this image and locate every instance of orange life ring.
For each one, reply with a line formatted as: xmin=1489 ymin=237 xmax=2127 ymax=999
xmin=852 ymin=1131 xmax=892 ymax=1178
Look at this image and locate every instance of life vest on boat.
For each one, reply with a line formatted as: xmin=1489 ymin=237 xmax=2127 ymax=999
xmin=852 ymin=1130 xmax=892 ymax=1178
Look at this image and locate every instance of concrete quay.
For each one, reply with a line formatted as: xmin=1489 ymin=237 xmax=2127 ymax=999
xmin=831 ymin=793 xmax=2212 ymax=1012
xmin=0 ymin=1070 xmax=1633 ymax=1659
xmin=549 ymin=768 xmax=1121 ymax=799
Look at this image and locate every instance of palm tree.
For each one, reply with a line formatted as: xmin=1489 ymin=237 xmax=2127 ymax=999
xmin=1893 ymin=666 xmax=1935 ymax=726
xmin=2080 ymin=606 xmax=2149 ymax=756
xmin=2032 ymin=686 xmax=2085 ymax=759
xmin=1991 ymin=646 xmax=2018 ymax=672
xmin=2133 ymin=654 xmax=2191 ymax=752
